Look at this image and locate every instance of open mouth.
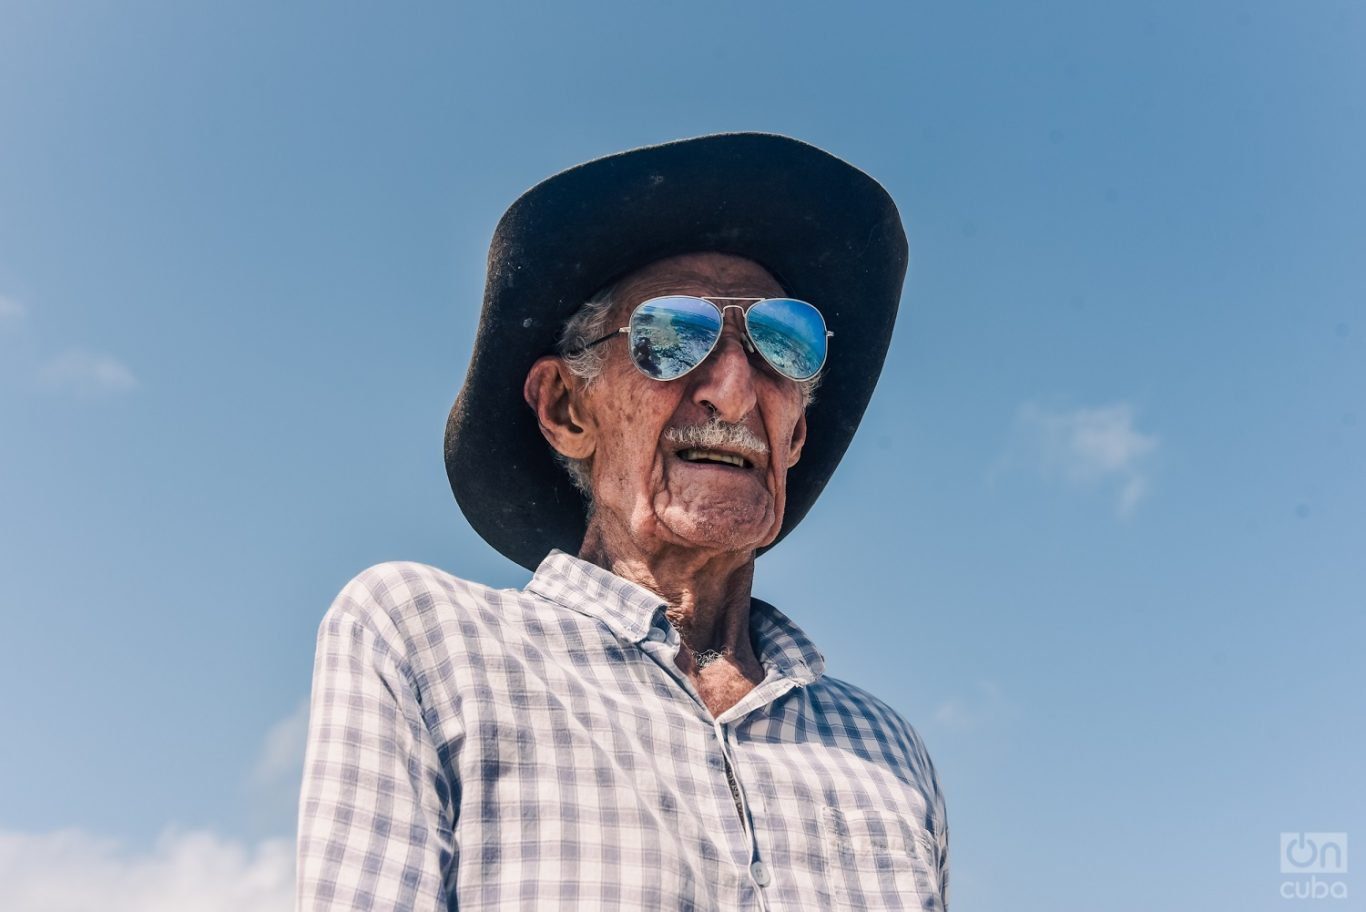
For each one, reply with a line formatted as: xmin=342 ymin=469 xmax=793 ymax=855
xmin=676 ymin=447 xmax=754 ymax=469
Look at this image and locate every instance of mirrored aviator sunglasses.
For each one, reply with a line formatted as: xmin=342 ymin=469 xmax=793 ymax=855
xmin=575 ymin=295 xmax=832 ymax=382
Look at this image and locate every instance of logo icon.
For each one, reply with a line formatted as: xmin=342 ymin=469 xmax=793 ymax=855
xmin=1282 ymin=833 xmax=1348 ymax=875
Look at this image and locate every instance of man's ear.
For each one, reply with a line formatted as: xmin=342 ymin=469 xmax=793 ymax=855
xmin=786 ymin=411 xmax=808 ymax=468
xmin=524 ymin=356 xmax=596 ymax=460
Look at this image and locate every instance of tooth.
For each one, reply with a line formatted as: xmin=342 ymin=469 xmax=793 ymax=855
xmin=678 ymin=448 xmax=747 ymax=466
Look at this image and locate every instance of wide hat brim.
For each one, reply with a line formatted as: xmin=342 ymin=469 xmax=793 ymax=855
xmin=445 ymin=132 xmax=908 ymax=571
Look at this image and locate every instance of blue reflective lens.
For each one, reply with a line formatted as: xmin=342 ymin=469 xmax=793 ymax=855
xmin=745 ymin=298 xmax=828 ymax=381
xmin=628 ymin=296 xmax=724 ymax=380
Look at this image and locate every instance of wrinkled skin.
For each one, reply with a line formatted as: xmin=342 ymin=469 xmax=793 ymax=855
xmin=524 ymin=252 xmax=810 ymax=716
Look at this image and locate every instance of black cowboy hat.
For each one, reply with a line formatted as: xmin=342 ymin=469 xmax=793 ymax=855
xmin=445 ymin=132 xmax=908 ymax=571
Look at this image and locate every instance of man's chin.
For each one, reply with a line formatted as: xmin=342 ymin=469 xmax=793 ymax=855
xmin=651 ymin=504 xmax=779 ymax=555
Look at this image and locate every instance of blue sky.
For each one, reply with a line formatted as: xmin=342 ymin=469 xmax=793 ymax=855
xmin=1 ymin=2 xmax=1362 ymax=909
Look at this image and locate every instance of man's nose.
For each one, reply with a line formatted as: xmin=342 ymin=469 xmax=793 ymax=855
xmin=691 ymin=315 xmax=758 ymax=422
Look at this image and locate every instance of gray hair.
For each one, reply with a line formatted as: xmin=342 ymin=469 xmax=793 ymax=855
xmin=548 ymin=281 xmax=822 ymax=499
xmin=550 ymin=281 xmax=623 ymax=499
xmin=556 ymin=280 xmax=623 ymax=391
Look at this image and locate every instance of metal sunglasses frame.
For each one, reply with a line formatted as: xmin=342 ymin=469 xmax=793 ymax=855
xmin=572 ymin=295 xmax=833 ymax=382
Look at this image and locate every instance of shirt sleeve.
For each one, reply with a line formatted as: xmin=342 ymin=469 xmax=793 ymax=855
xmin=296 ymin=602 xmax=455 ymax=911
xmin=926 ymin=745 xmax=950 ymax=910
xmin=937 ymin=809 xmax=951 ymax=910
xmin=897 ymin=708 xmax=951 ymax=910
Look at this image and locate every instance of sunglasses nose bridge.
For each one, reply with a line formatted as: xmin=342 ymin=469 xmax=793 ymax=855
xmin=714 ymin=303 xmax=757 ymax=354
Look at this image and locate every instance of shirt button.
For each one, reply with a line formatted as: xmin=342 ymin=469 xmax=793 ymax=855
xmin=646 ymin=626 xmax=667 ymax=642
xmin=750 ymin=860 xmax=771 ymax=887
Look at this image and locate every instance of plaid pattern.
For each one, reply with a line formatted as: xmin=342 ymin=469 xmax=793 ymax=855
xmin=297 ymin=551 xmax=949 ymax=910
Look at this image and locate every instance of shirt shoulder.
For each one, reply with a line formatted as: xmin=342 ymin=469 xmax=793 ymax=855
xmin=815 ymin=674 xmax=946 ymax=809
xmin=319 ymin=560 xmax=521 ymax=671
xmin=816 ymin=673 xmax=923 ymax=733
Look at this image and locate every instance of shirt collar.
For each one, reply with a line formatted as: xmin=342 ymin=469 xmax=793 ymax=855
xmin=526 ymin=549 xmax=668 ymax=644
xmin=525 ymin=549 xmax=826 ymax=685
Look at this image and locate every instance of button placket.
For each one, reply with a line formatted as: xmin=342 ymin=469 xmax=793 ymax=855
xmin=712 ymin=720 xmax=772 ymax=909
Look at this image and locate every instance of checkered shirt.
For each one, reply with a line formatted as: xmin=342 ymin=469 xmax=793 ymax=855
xmin=297 ymin=550 xmax=949 ymax=910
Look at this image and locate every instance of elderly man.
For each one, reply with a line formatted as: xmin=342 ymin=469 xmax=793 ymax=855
xmin=297 ymin=133 xmax=949 ymax=910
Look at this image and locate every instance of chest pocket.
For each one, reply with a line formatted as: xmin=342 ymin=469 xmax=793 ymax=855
xmin=819 ymin=805 xmax=943 ymax=911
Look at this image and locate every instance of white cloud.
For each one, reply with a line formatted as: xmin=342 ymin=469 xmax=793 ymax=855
xmin=0 ymin=701 xmax=310 ymax=911
xmin=0 ymin=295 xmax=24 ymax=321
xmin=933 ymin=680 xmax=1015 ymax=731
xmin=0 ymin=697 xmax=311 ymax=911
xmin=0 ymin=827 xmax=294 ymax=912
xmin=1009 ymin=401 xmax=1159 ymax=516
xmin=38 ymin=348 xmax=138 ymax=396
xmin=252 ymin=698 xmax=310 ymax=787
xmin=246 ymin=698 xmax=310 ymax=837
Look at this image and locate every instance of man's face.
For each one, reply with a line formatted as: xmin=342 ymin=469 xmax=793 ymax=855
xmin=569 ymin=252 xmax=809 ymax=556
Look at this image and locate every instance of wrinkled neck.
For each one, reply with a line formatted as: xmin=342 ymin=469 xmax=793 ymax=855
xmin=578 ymin=521 xmax=758 ymax=665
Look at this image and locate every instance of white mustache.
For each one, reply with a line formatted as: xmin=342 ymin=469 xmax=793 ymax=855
xmin=664 ymin=417 xmax=769 ymax=457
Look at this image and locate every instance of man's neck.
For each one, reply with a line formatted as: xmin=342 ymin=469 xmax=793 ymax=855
xmin=578 ymin=523 xmax=762 ymax=678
